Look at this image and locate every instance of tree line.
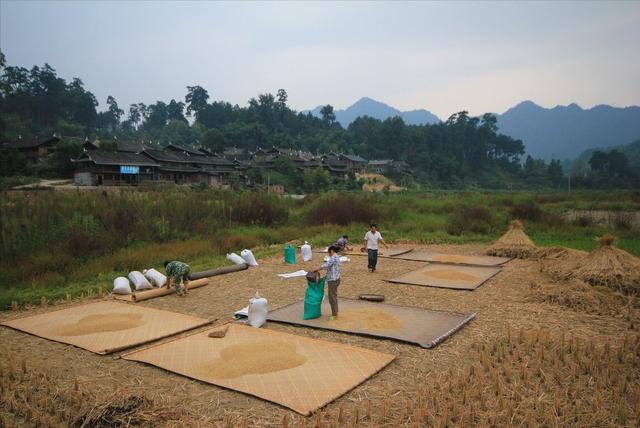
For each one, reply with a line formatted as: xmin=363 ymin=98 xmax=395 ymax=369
xmin=2 ymin=53 xmax=631 ymax=189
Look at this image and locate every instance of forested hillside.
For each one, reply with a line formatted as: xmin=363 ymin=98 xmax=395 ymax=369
xmin=0 ymin=54 xmax=626 ymax=189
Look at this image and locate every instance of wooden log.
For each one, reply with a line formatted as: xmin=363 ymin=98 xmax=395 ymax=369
xmin=188 ymin=263 xmax=248 ymax=280
xmin=131 ymin=278 xmax=210 ymax=302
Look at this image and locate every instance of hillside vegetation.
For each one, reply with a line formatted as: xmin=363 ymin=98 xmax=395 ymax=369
xmin=1 ymin=189 xmax=638 ymax=309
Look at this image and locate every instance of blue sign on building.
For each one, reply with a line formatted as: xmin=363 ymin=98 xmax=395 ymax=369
xmin=120 ymin=165 xmax=140 ymax=174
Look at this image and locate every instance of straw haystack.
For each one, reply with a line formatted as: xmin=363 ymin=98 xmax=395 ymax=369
xmin=572 ymin=235 xmax=640 ymax=294
xmin=537 ymin=246 xmax=589 ymax=280
xmin=527 ymin=278 xmax=635 ymax=317
xmin=486 ymin=220 xmax=536 ymax=258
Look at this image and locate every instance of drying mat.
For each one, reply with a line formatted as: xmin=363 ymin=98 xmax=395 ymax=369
xmin=268 ymin=298 xmax=476 ymax=349
xmin=122 ymin=324 xmax=394 ymax=415
xmin=0 ymin=301 xmax=211 ymax=354
xmin=390 ymin=251 xmax=511 ymax=266
xmin=387 ymin=264 xmax=502 ymax=290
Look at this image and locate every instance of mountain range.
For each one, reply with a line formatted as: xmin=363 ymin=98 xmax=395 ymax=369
xmin=305 ymin=97 xmax=440 ymax=127
xmin=306 ymin=98 xmax=640 ymax=161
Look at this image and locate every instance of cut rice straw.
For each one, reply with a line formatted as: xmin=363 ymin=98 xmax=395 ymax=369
xmin=486 ymin=220 xmax=536 ymax=259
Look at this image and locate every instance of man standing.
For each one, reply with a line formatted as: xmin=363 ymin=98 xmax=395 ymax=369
xmin=315 ymin=245 xmax=341 ymax=320
xmin=164 ymin=260 xmax=191 ymax=297
xmin=362 ymin=223 xmax=388 ymax=273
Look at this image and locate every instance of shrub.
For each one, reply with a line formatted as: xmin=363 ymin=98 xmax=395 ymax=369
xmin=509 ymin=202 xmax=543 ymax=221
xmin=231 ymin=192 xmax=289 ymax=226
xmin=446 ymin=205 xmax=494 ymax=235
xmin=307 ymin=194 xmax=381 ymax=226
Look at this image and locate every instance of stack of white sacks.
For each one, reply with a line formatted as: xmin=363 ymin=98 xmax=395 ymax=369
xmin=227 ymin=249 xmax=258 ymax=267
xmin=112 ymin=269 xmax=167 ymax=295
xmin=112 ymin=249 xmax=258 ymax=295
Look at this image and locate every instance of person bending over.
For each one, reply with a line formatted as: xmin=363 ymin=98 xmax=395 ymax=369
xmin=164 ymin=260 xmax=191 ymax=297
xmin=335 ymin=235 xmax=353 ymax=253
xmin=361 ymin=223 xmax=388 ymax=273
xmin=314 ymin=245 xmax=341 ymax=320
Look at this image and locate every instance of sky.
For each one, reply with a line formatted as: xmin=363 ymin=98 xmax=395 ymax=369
xmin=1 ymin=1 xmax=639 ymax=119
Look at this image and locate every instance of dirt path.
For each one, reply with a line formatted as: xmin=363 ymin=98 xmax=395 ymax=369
xmin=0 ymin=244 xmax=633 ymax=426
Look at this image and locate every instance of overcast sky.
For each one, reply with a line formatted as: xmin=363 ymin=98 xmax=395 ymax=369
xmin=1 ymin=1 xmax=639 ymax=119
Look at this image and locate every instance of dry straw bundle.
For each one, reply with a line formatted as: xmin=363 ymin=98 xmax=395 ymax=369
xmin=537 ymin=246 xmax=589 ymax=280
xmin=486 ymin=220 xmax=536 ymax=258
xmin=572 ymin=235 xmax=640 ymax=294
xmin=527 ymin=278 xmax=637 ymax=317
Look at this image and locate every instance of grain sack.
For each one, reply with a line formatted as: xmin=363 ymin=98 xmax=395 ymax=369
xmin=227 ymin=252 xmax=246 ymax=266
xmin=304 ymin=277 xmax=325 ymax=320
xmin=128 ymin=271 xmax=152 ymax=290
xmin=301 ymin=241 xmax=313 ymax=262
xmin=248 ymin=292 xmax=268 ymax=328
xmin=240 ymin=249 xmax=258 ymax=267
xmin=113 ymin=277 xmax=132 ymax=295
xmin=142 ymin=268 xmax=167 ymax=287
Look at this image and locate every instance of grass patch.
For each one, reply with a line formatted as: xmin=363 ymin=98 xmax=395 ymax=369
xmin=1 ymin=189 xmax=638 ymax=309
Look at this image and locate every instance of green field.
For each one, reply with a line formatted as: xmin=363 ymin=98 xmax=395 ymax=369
xmin=1 ymin=189 xmax=639 ymax=309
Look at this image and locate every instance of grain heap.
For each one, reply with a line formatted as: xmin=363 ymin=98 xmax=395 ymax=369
xmin=573 ymin=235 xmax=640 ymax=294
xmin=486 ymin=220 xmax=536 ymax=258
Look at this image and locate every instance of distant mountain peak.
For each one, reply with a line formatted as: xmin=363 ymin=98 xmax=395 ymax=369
xmin=498 ymin=101 xmax=640 ymax=160
xmin=305 ymin=97 xmax=440 ymax=127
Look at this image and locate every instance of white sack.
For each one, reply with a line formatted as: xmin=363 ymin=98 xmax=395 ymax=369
xmin=227 ymin=252 xmax=246 ymax=265
xmin=240 ymin=249 xmax=258 ymax=267
xmin=113 ymin=277 xmax=132 ymax=295
xmin=128 ymin=270 xmax=152 ymax=290
xmin=248 ymin=292 xmax=268 ymax=328
xmin=142 ymin=268 xmax=167 ymax=287
xmin=277 ymin=270 xmax=308 ymax=278
xmin=301 ymin=241 xmax=313 ymax=262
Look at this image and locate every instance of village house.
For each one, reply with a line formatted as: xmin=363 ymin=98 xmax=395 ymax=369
xmin=0 ymin=136 xmax=60 ymax=161
xmin=71 ymin=150 xmax=159 ymax=186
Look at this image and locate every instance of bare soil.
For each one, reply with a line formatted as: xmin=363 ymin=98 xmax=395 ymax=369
xmin=1 ymin=243 xmax=638 ymax=427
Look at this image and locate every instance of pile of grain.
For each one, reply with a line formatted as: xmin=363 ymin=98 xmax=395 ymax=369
xmin=573 ymin=235 xmax=640 ymax=294
xmin=200 ymin=340 xmax=306 ymax=379
xmin=331 ymin=308 xmax=404 ymax=331
xmin=486 ymin=220 xmax=536 ymax=258
xmin=527 ymin=278 xmax=638 ymax=317
xmin=52 ymin=313 xmax=144 ymax=336
xmin=537 ymin=246 xmax=589 ymax=280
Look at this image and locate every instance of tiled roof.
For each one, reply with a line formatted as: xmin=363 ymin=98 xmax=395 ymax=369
xmin=116 ymin=140 xmax=147 ymax=153
xmin=342 ymin=154 xmax=368 ymax=163
xmin=368 ymin=159 xmax=393 ymax=166
xmin=1 ymin=137 xmax=59 ymax=150
xmin=73 ymin=150 xmax=160 ymax=166
xmin=165 ymin=143 xmax=205 ymax=156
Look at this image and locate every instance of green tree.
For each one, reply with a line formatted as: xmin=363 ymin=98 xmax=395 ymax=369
xmin=202 ymin=128 xmax=225 ymax=154
xmin=167 ymin=99 xmax=186 ymax=123
xmin=547 ymin=159 xmax=563 ymax=188
xmin=185 ymin=85 xmax=209 ymax=118
xmin=320 ymin=104 xmax=336 ymax=125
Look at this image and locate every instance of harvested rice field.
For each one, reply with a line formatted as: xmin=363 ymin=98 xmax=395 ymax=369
xmin=1 ymin=243 xmax=639 ymax=427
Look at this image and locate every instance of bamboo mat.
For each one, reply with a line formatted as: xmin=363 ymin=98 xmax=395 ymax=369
xmin=390 ymin=251 xmax=511 ymax=266
xmin=0 ymin=301 xmax=211 ymax=354
xmin=268 ymin=298 xmax=476 ymax=349
xmin=387 ymin=264 xmax=502 ymax=290
xmin=122 ymin=324 xmax=395 ymax=415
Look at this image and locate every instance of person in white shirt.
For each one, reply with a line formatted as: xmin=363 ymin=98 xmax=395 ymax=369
xmin=361 ymin=223 xmax=388 ymax=272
